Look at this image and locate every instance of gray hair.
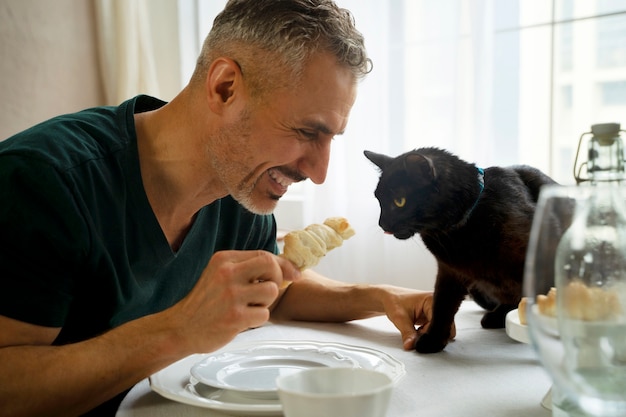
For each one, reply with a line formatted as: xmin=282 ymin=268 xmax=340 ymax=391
xmin=192 ymin=0 xmax=372 ymax=97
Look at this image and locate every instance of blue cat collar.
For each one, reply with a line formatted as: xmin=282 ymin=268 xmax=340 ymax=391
xmin=466 ymin=167 xmax=485 ymax=217
xmin=477 ymin=167 xmax=485 ymax=191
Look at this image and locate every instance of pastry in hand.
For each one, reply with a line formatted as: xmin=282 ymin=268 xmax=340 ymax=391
xmin=281 ymin=217 xmax=355 ymax=271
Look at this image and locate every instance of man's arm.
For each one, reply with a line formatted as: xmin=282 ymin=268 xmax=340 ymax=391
xmin=0 ymin=250 xmax=299 ymax=417
xmin=270 ymin=269 xmax=437 ymax=350
xmin=0 ymin=313 xmax=183 ymax=417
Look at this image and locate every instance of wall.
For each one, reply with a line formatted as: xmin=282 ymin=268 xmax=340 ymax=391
xmin=0 ymin=0 xmax=104 ymax=140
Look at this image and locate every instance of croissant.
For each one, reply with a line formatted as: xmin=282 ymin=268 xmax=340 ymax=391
xmin=281 ymin=217 xmax=355 ymax=271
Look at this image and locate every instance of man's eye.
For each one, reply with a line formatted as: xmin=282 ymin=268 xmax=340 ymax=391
xmin=298 ymin=129 xmax=318 ymax=140
xmin=394 ymin=197 xmax=406 ymax=208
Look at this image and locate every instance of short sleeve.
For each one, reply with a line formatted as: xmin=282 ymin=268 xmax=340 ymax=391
xmin=0 ymin=155 xmax=89 ymax=326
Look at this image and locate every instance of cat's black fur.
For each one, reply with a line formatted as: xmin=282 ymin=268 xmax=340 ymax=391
xmin=364 ymin=147 xmax=557 ymax=353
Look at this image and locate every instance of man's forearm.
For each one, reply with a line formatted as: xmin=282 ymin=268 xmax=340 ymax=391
xmin=0 ymin=313 xmax=183 ymax=417
xmin=270 ymin=269 xmax=388 ymax=322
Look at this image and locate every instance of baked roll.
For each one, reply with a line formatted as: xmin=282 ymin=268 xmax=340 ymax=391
xmin=534 ymin=283 xmax=620 ymax=321
xmin=281 ymin=217 xmax=355 ymax=271
xmin=518 ymin=297 xmax=528 ymax=325
xmin=537 ymin=287 xmax=557 ymax=318
xmin=562 ymin=281 xmax=621 ymax=321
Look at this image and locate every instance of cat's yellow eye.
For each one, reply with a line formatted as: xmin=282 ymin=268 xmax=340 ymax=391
xmin=394 ymin=197 xmax=406 ymax=208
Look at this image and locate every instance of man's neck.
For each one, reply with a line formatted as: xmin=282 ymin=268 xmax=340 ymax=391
xmin=133 ymin=95 xmax=225 ymax=250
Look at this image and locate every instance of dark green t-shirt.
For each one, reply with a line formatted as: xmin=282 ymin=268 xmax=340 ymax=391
xmin=0 ymin=95 xmax=278 ymax=346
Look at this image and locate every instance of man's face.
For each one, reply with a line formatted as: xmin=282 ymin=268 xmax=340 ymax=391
xmin=212 ymin=52 xmax=357 ymax=215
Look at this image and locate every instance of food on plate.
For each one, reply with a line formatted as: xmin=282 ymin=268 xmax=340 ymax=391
xmin=515 ymin=288 xmax=556 ymax=324
xmin=562 ymin=281 xmax=621 ymax=321
xmin=537 ymin=287 xmax=557 ymax=318
xmin=530 ymin=283 xmax=621 ymax=322
xmin=280 ymin=217 xmax=355 ymax=277
xmin=518 ymin=297 xmax=528 ymax=325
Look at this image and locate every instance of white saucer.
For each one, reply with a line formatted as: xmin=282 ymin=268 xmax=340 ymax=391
xmin=150 ymin=340 xmax=405 ymax=416
xmin=190 ymin=342 xmax=359 ymax=398
xmin=150 ymin=353 xmax=282 ymax=416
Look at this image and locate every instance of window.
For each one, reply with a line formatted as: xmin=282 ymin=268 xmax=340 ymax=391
xmin=387 ymin=0 xmax=626 ymax=184
xmin=178 ymin=0 xmax=626 ymax=288
xmin=551 ymin=0 xmax=626 ymax=182
xmin=180 ymin=0 xmax=626 ymax=184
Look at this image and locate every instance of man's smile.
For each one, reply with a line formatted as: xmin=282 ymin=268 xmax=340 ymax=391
xmin=268 ymin=168 xmax=296 ymax=196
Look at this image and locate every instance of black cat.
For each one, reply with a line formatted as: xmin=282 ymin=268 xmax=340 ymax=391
xmin=364 ymin=147 xmax=557 ymax=353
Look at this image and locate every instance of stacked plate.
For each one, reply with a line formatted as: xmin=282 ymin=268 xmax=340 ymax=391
xmin=150 ymin=340 xmax=406 ymax=416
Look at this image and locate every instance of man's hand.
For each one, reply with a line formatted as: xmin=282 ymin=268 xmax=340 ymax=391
xmin=378 ymin=287 xmax=456 ymax=350
xmin=162 ymin=250 xmax=301 ymax=354
xmin=270 ymin=271 xmax=455 ymax=351
xmin=0 ymin=250 xmax=300 ymax=417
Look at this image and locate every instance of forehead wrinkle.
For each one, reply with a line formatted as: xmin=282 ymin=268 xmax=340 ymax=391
xmin=301 ymin=118 xmax=347 ymax=136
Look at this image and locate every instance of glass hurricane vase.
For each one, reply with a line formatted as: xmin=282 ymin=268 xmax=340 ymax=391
xmin=524 ymin=183 xmax=626 ymax=416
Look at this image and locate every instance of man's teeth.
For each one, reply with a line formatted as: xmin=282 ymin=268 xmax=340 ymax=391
xmin=268 ymin=169 xmax=294 ymax=187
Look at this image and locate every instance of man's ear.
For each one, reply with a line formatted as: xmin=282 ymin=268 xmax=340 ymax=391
xmin=206 ymin=57 xmax=242 ymax=115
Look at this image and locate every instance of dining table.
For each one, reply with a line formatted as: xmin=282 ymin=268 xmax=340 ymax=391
xmin=116 ymin=299 xmax=552 ymax=417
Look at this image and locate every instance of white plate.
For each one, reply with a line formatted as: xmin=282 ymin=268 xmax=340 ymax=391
xmin=150 ymin=354 xmax=281 ymax=416
xmin=505 ymin=309 xmax=530 ymax=344
xmin=190 ymin=342 xmax=359 ymax=398
xmin=506 ymin=306 xmax=561 ymax=344
xmin=149 ymin=340 xmax=405 ymax=416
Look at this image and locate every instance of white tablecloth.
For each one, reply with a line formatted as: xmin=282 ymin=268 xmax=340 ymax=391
xmin=116 ymin=300 xmax=552 ymax=417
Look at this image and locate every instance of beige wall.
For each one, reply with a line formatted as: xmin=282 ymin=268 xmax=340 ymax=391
xmin=0 ymin=0 xmax=104 ymax=139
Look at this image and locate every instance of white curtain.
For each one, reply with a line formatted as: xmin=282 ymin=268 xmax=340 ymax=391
xmin=94 ymin=0 xmax=626 ymax=290
xmin=94 ymin=0 xmax=161 ymax=105
xmin=307 ymin=0 xmax=494 ymax=290
xmin=101 ymin=0 xmax=494 ymax=290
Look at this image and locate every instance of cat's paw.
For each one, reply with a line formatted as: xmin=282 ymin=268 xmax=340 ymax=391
xmin=480 ymin=311 xmax=507 ymax=328
xmin=414 ymin=332 xmax=448 ymax=354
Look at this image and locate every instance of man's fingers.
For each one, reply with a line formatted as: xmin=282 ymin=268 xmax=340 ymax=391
xmin=402 ymin=332 xmax=418 ymax=350
xmin=222 ymin=250 xmax=301 ymax=288
xmin=387 ymin=309 xmax=419 ymax=351
xmin=275 ymin=254 xmax=302 ymax=285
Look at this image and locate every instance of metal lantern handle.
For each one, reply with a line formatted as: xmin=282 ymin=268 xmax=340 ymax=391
xmin=573 ymin=123 xmax=626 ymax=184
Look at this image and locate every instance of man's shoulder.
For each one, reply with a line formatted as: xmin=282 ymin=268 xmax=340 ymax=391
xmin=0 ymin=95 xmax=166 ymax=169
xmin=0 ymin=98 xmax=139 ymax=171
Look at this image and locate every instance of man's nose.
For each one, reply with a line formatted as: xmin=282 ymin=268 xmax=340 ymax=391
xmin=299 ymin=140 xmax=331 ymax=184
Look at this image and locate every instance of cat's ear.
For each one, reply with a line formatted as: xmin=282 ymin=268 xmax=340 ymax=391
xmin=404 ymin=153 xmax=436 ymax=186
xmin=363 ymin=150 xmax=393 ymax=170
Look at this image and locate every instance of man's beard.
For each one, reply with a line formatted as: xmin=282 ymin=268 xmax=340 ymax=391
xmin=210 ymin=108 xmax=277 ymax=215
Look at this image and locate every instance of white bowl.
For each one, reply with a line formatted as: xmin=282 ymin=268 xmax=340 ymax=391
xmin=276 ymin=368 xmax=393 ymax=417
